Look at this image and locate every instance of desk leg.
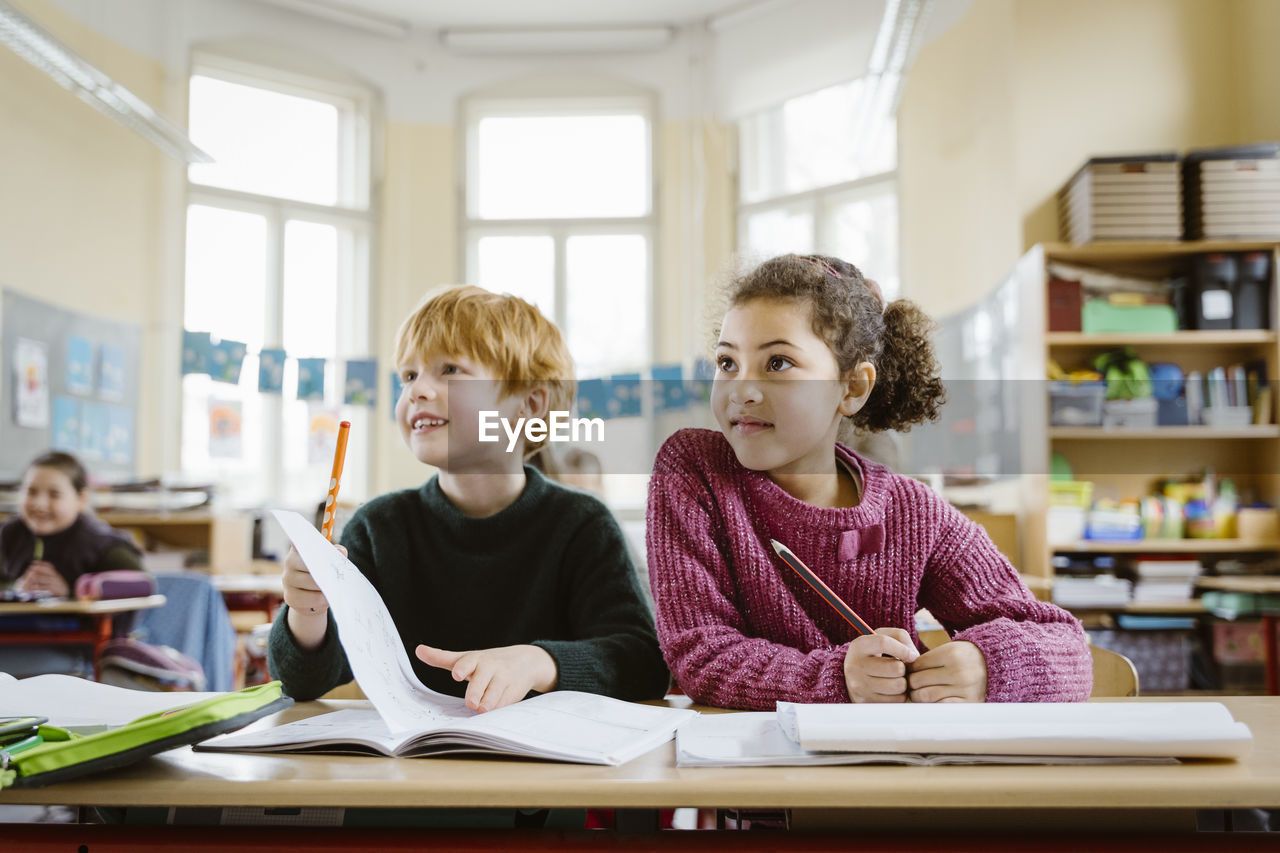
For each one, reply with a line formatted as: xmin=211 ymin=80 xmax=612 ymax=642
xmin=1264 ymin=614 xmax=1278 ymax=696
xmin=92 ymin=614 xmax=113 ymax=681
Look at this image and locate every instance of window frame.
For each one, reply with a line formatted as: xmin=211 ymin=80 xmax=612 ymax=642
xmin=735 ymin=78 xmax=901 ymax=301
xmin=460 ymin=94 xmax=658 ymax=378
xmin=181 ymin=53 xmax=376 ymax=507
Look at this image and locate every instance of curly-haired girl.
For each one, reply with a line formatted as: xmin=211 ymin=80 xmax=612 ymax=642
xmin=646 ymin=254 xmax=1091 ymax=708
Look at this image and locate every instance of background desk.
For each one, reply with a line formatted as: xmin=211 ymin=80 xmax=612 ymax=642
xmin=0 ymin=595 xmax=165 ymax=679
xmin=1 ymin=696 xmax=1277 ymax=850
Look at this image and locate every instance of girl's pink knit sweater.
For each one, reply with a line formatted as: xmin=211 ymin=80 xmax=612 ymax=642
xmin=646 ymin=428 xmax=1092 ymax=709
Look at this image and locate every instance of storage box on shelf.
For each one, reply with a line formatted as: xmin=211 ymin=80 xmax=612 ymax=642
xmin=1016 ymin=240 xmax=1280 ymax=692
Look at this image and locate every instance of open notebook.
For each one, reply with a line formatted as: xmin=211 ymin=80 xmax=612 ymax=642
xmin=197 ymin=510 xmax=694 ymax=766
xmin=200 ymin=695 xmax=684 ymax=766
xmin=676 ymin=702 xmax=1253 ymax=767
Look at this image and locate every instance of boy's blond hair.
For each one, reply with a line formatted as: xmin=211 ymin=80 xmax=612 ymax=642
xmin=394 ymin=285 xmax=576 ymax=458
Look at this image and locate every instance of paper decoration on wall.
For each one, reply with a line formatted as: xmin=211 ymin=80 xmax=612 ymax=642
xmin=99 ymin=344 xmax=126 ymax=400
xmin=651 ymin=364 xmax=687 ymax=413
xmin=106 ymin=406 xmax=134 ymax=466
xmin=208 ymin=338 xmax=248 ymax=384
xmin=308 ymin=407 xmax=341 ymax=466
xmin=576 ymin=378 xmax=607 ymax=420
xmin=296 ymin=358 xmax=326 ymax=401
xmin=14 ymin=338 xmax=50 ymax=428
xmin=208 ymin=399 xmax=243 ymax=458
xmin=52 ymin=396 xmax=80 ymax=452
xmin=66 ymin=335 xmax=94 ymax=395
xmin=258 ymin=348 xmax=286 ymax=393
xmin=606 ymin=373 xmax=642 ymax=418
xmin=80 ymin=401 xmax=108 ymax=461
xmin=344 ymin=359 xmax=377 ymax=407
xmin=389 ymin=370 xmax=405 ymax=420
xmin=687 ymin=357 xmax=715 ymax=404
xmin=182 ymin=330 xmax=211 ymax=375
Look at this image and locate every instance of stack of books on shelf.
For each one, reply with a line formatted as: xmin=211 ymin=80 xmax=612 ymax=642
xmin=1184 ymin=143 xmax=1280 ymax=239
xmin=1052 ymin=574 xmax=1132 ymax=608
xmin=1129 ymin=559 xmax=1202 ymax=604
xmin=1059 ymin=153 xmax=1182 ymax=243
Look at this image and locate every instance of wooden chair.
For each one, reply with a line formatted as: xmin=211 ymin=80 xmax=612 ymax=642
xmin=917 ymin=629 xmax=1138 ymax=698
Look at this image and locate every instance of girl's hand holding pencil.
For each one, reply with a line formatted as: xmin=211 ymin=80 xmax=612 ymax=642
xmin=906 ymin=640 xmax=988 ymax=703
xmin=843 ymin=628 xmax=918 ymax=703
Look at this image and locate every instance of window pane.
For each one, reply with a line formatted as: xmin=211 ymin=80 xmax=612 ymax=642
xmin=282 ymin=220 xmax=339 ymax=357
xmin=188 ymin=75 xmax=339 ymax=205
xmin=742 ymin=207 xmax=814 ymax=260
xmin=476 ymin=236 xmax=555 ymax=317
xmin=827 ymin=188 xmax=899 ymax=301
xmin=740 ymin=77 xmax=897 ymax=203
xmin=184 ymin=205 xmax=267 ymax=348
xmin=565 ymin=234 xmax=647 ymax=377
xmin=476 ymin=114 xmax=649 ymax=219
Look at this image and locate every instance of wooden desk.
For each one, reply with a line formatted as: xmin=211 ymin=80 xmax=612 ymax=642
xmin=0 ymin=595 xmax=166 ymax=679
xmin=1 ymin=696 xmax=1277 ymax=849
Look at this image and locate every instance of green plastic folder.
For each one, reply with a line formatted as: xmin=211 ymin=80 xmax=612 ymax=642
xmin=0 ymin=681 xmax=291 ymax=789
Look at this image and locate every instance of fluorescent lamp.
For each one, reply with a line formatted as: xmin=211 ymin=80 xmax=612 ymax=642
xmin=254 ymin=0 xmax=411 ymax=39
xmin=441 ymin=27 xmax=674 ymax=55
xmin=0 ymin=0 xmax=211 ymax=163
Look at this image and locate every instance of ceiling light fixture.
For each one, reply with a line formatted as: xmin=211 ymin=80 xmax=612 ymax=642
xmin=441 ymin=26 xmax=674 ymax=55
xmin=0 ymin=0 xmax=211 ymax=163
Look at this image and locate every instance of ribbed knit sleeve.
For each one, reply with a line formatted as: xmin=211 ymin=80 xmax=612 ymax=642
xmin=647 ymin=432 xmax=852 ymax=710
xmin=918 ymin=495 xmax=1092 ymax=701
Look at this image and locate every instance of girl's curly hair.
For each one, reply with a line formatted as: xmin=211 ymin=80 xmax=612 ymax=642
xmin=726 ymin=254 xmax=945 ymax=433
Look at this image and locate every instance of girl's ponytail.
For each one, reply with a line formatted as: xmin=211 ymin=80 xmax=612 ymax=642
xmin=852 ymin=298 xmax=945 ymax=433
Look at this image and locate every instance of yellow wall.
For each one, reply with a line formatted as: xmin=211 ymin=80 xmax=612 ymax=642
xmin=899 ymin=0 xmax=1263 ymax=318
xmin=0 ymin=0 xmax=176 ymax=477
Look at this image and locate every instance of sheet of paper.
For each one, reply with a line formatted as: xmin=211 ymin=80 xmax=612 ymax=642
xmin=271 ymin=509 xmax=471 ymax=733
xmin=203 ymin=708 xmax=408 ymax=754
xmin=676 ymin=711 xmax=845 ymax=766
xmin=0 ymin=672 xmax=223 ymax=727
xmin=778 ymin=701 xmax=1253 ymax=759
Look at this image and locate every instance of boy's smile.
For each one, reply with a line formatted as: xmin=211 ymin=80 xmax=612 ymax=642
xmin=395 ymin=352 xmax=527 ymax=473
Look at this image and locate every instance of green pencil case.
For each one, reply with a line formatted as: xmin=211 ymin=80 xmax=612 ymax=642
xmin=0 ymin=681 xmax=292 ymax=789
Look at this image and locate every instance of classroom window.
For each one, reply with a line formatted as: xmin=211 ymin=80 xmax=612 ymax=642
xmin=463 ymin=97 xmax=654 ymax=379
xmin=737 ymin=77 xmax=900 ymax=300
xmin=182 ymin=57 xmax=373 ymax=509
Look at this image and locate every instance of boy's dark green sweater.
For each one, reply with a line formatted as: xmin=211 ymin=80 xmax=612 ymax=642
xmin=268 ymin=466 xmax=670 ymax=702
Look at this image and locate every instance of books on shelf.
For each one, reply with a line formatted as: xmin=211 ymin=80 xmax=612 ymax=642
xmin=675 ymin=702 xmax=1252 ymax=767
xmin=1184 ymin=143 xmax=1280 ymax=239
xmin=1052 ymin=574 xmax=1132 ymax=608
xmin=1128 ymin=558 xmax=1201 ymax=604
xmin=1059 ymin=154 xmax=1182 ymax=244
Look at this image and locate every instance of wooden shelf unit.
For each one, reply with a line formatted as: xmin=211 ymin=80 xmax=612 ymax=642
xmin=1016 ymin=241 xmax=1280 ymax=586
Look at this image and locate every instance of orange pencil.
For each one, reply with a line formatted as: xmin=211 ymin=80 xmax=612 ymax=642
xmin=321 ymin=420 xmax=351 ymax=542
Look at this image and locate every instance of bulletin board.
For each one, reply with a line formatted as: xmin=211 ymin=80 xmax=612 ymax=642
xmin=0 ymin=289 xmax=141 ymax=481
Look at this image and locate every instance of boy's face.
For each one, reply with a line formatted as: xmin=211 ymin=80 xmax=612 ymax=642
xmin=712 ymin=297 xmax=853 ymax=477
xmin=395 ymin=350 xmax=527 ymax=472
xmin=21 ymin=466 xmax=88 ymax=537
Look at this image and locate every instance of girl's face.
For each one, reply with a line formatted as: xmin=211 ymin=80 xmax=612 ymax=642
xmin=20 ymin=466 xmax=88 ymax=537
xmin=712 ymin=297 xmax=870 ymax=479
